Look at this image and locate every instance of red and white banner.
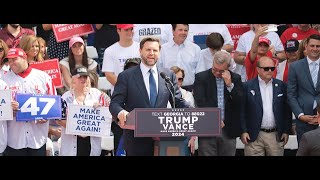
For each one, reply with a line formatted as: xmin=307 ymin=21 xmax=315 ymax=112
xmin=226 ymin=24 xmax=251 ymax=51
xmin=52 ymin=24 xmax=94 ymax=43
xmin=29 ymin=59 xmax=63 ymax=88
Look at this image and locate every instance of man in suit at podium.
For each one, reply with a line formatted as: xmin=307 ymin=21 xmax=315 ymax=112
xmin=110 ymin=37 xmax=190 ymax=156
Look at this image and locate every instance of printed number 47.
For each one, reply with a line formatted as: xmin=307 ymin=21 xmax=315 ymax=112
xmin=20 ymin=97 xmax=56 ymax=115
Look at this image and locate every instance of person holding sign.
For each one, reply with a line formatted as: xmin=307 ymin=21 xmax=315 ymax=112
xmin=2 ymin=48 xmax=56 ymax=156
xmin=0 ymin=79 xmax=9 ymax=156
xmin=110 ymin=37 xmax=190 ymax=156
xmin=58 ymin=66 xmax=110 ymax=156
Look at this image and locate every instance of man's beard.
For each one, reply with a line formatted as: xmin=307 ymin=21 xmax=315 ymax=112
xmin=9 ymin=24 xmax=20 ymax=29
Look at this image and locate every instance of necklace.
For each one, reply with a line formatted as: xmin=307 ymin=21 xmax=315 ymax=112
xmin=73 ymin=90 xmax=87 ymax=105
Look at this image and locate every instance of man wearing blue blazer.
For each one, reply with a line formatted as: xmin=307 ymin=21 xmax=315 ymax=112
xmin=110 ymin=37 xmax=190 ymax=156
xmin=241 ymin=56 xmax=291 ymax=156
xmin=287 ymin=34 xmax=320 ymax=145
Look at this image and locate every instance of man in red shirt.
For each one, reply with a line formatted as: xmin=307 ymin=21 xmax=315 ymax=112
xmin=245 ymin=36 xmax=275 ymax=80
xmin=0 ymin=24 xmax=34 ymax=48
xmin=280 ymin=24 xmax=319 ymax=46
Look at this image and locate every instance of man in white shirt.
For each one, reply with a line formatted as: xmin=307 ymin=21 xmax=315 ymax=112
xmin=241 ymin=56 xmax=291 ymax=156
xmin=158 ymin=24 xmax=201 ymax=92
xmin=2 ymin=48 xmax=56 ymax=156
xmin=101 ymin=24 xmax=140 ymax=95
xmin=133 ymin=24 xmax=173 ymax=45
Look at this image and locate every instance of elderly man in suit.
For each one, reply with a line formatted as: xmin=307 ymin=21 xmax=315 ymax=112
xmin=241 ymin=56 xmax=291 ymax=156
xmin=110 ymin=37 xmax=190 ymax=156
xmin=296 ymin=100 xmax=320 ymax=156
xmin=193 ymin=51 xmax=243 ymax=156
xmin=287 ymin=34 xmax=320 ymax=145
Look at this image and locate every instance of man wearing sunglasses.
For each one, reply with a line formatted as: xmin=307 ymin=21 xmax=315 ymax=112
xmin=241 ymin=56 xmax=291 ymax=156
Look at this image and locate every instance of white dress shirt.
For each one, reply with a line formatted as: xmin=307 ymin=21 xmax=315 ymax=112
xmin=258 ymin=76 xmax=276 ymax=129
xmin=158 ymin=40 xmax=200 ymax=86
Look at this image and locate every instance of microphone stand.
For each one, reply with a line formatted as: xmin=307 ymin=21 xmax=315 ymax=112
xmin=165 ymin=82 xmax=175 ymax=109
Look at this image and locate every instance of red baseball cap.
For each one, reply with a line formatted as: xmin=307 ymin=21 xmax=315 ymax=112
xmin=116 ymin=24 xmax=134 ymax=29
xmin=6 ymin=48 xmax=27 ymax=59
xmin=258 ymin=37 xmax=270 ymax=46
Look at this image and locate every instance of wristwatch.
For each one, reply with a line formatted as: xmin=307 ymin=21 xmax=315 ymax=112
xmin=227 ymin=83 xmax=234 ymax=88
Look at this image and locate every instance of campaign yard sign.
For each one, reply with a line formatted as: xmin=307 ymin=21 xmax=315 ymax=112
xmin=29 ymin=59 xmax=62 ymax=88
xmin=0 ymin=90 xmax=13 ymax=121
xmin=66 ymin=104 xmax=112 ymax=138
xmin=52 ymin=24 xmax=94 ymax=43
xmin=16 ymin=94 xmax=61 ymax=121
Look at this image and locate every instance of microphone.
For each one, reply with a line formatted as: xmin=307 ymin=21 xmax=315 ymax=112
xmin=160 ymin=72 xmax=173 ymax=87
xmin=160 ymin=72 xmax=175 ymax=108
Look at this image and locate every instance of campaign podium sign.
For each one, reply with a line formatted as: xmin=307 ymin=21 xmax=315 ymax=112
xmin=124 ymin=108 xmax=221 ymax=156
xmin=16 ymin=93 xmax=61 ymax=121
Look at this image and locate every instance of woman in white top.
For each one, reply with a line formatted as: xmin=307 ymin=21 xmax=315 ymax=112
xmin=59 ymin=36 xmax=98 ymax=91
xmin=57 ymin=66 xmax=110 ymax=156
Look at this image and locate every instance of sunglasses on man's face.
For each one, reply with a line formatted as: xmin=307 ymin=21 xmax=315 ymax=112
xmin=258 ymin=66 xmax=275 ymax=71
xmin=178 ymin=78 xmax=184 ymax=82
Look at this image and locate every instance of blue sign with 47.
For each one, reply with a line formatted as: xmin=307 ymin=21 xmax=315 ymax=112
xmin=16 ymin=93 xmax=61 ymax=121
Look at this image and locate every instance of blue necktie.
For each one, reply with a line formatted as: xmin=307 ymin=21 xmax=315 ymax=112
xmin=149 ymin=69 xmax=157 ymax=107
xmin=310 ymin=62 xmax=318 ymax=108
xmin=311 ymin=62 xmax=318 ymax=88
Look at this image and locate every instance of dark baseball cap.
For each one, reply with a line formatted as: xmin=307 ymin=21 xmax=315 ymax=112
xmin=71 ymin=65 xmax=89 ymax=77
xmin=285 ymin=39 xmax=300 ymax=52
xmin=124 ymin=58 xmax=141 ymax=70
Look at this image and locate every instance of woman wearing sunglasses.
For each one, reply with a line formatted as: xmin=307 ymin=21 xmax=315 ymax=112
xmin=170 ymin=66 xmax=197 ymax=155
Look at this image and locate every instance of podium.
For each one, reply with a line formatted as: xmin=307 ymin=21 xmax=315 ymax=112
xmin=123 ymin=108 xmax=221 ymax=156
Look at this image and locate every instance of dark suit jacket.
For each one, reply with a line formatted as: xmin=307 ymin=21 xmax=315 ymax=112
xmin=287 ymin=58 xmax=319 ymax=135
xmin=296 ymin=127 xmax=320 ymax=156
xmin=109 ymin=65 xmax=189 ymax=156
xmin=193 ymin=69 xmax=243 ymax=138
xmin=240 ymin=77 xmax=291 ymax=142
